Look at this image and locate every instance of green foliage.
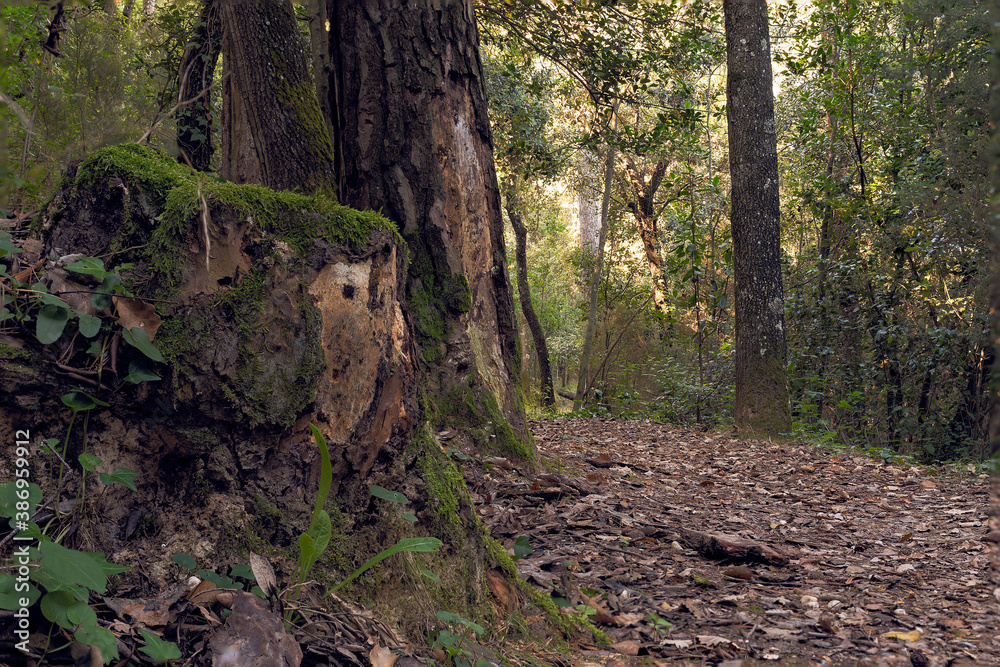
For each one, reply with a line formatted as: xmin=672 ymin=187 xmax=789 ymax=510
xmin=292 ymin=424 xmax=333 ymax=597
xmin=138 ymin=628 xmax=182 ymax=664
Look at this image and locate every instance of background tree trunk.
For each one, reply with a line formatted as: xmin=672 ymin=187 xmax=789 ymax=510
xmin=574 ymin=139 xmax=615 ymax=411
xmin=504 ymin=177 xmax=555 ymax=407
xmin=219 ymin=0 xmax=335 ymax=191
xmin=176 ymin=0 xmax=221 ymax=171
xmin=724 ymin=0 xmax=791 ymax=435
xmin=328 ymin=0 xmax=531 ymax=451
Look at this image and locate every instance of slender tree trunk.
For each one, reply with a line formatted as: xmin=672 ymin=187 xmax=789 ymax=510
xmin=574 ymin=137 xmax=615 ymax=411
xmin=624 ymin=157 xmax=672 ymax=342
xmin=176 ymin=0 xmax=221 ymax=171
xmin=505 ymin=178 xmax=555 ymax=407
xmin=219 ymin=0 xmax=335 ymax=191
xmin=328 ymin=0 xmax=530 ymax=447
xmin=724 ymin=0 xmax=791 ymax=435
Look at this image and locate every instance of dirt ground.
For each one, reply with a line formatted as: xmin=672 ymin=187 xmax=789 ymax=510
xmin=467 ymin=417 xmax=999 ymax=666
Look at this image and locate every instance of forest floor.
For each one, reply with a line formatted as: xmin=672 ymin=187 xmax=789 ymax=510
xmin=464 ymin=417 xmax=999 ymax=667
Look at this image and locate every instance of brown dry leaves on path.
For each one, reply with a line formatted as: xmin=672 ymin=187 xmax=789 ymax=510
xmin=467 ymin=418 xmax=999 ymax=666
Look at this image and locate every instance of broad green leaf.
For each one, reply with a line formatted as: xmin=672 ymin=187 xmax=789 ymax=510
xmin=123 ymin=362 xmax=161 ymax=384
xmin=78 ymin=453 xmax=103 ymax=471
xmin=139 ymin=628 xmax=182 ymax=663
xmin=402 ymin=511 xmax=417 ymax=523
xmin=41 ymin=590 xmax=78 ymax=629
xmin=196 ymin=569 xmax=220 ymax=584
xmin=229 ymin=564 xmax=255 ymax=580
xmin=0 ymin=573 xmax=40 ymax=610
xmin=0 ymin=232 xmax=21 ymax=258
xmin=61 ymin=391 xmax=108 ymax=412
xmin=420 ymin=569 xmax=441 ymax=583
xmin=369 ymin=485 xmax=408 ymax=504
xmin=121 ymin=327 xmax=163 ymax=362
xmin=84 ymin=552 xmax=131 ymax=576
xmin=0 ymin=481 xmax=42 ymax=519
xmin=66 ymin=599 xmax=98 ymax=627
xmin=64 ymin=257 xmax=107 ymax=278
xmin=99 ymin=467 xmax=139 ymax=492
xmin=36 ymin=303 xmax=70 ymax=344
xmin=172 ymin=553 xmax=197 ymax=570
xmin=75 ymin=624 xmax=119 ymax=664
xmin=91 ymin=273 xmax=121 ymax=310
xmin=78 ymin=313 xmax=102 ymax=338
xmin=36 ymin=541 xmax=107 ymax=595
xmin=513 ymin=535 xmax=533 ymax=560
xmin=303 ymin=509 xmax=331 ymax=576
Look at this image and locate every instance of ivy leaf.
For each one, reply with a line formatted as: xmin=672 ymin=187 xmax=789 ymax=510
xmin=121 ymin=326 xmax=163 ymax=362
xmin=99 ymin=467 xmax=139 ymax=492
xmin=36 ymin=303 xmax=70 ymax=344
xmin=64 ymin=257 xmax=108 ymax=278
xmin=369 ymin=485 xmax=408 ymax=504
xmin=139 ymin=628 xmax=182 ymax=664
xmin=78 ymin=313 xmax=102 ymax=338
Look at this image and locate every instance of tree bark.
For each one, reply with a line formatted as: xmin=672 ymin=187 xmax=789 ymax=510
xmin=504 ymin=177 xmax=555 ymax=407
xmin=219 ymin=0 xmax=336 ymax=191
xmin=176 ymin=0 xmax=221 ymax=171
xmin=724 ymin=0 xmax=791 ymax=435
xmin=328 ymin=0 xmax=530 ymax=449
xmin=623 ymin=156 xmax=672 ymax=341
xmin=574 ymin=138 xmax=615 ymax=411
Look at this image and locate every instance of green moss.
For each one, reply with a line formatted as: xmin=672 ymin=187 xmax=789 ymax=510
xmin=414 ymin=424 xmax=469 ymax=535
xmin=483 ymin=534 xmax=607 ymax=645
xmin=436 ymin=386 xmax=534 ymax=464
xmin=0 ymin=343 xmax=29 ymax=360
xmin=404 ymin=231 xmax=473 ymax=363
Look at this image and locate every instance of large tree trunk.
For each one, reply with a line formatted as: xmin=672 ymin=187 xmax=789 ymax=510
xmin=328 ymin=0 xmax=531 ymax=454
xmin=176 ymin=0 xmax=221 ymax=171
xmin=219 ymin=0 xmax=336 ymax=191
xmin=724 ymin=0 xmax=791 ymax=435
xmin=504 ymin=177 xmax=555 ymax=407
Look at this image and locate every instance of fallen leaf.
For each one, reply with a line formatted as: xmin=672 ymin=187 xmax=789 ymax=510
xmin=369 ymin=645 xmax=398 ymax=667
xmin=614 ymin=612 xmax=644 ymax=626
xmin=612 ymin=640 xmax=640 ymax=656
xmin=113 ymin=296 xmax=162 ymax=338
xmin=882 ymin=629 xmax=922 ymax=642
xmin=723 ymin=565 xmax=754 ymax=580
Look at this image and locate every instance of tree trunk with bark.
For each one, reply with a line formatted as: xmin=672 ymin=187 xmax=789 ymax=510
xmin=623 ymin=156 xmax=672 ymax=342
xmin=327 ymin=0 xmax=531 ymax=453
xmin=219 ymin=0 xmax=335 ymax=191
xmin=504 ymin=177 xmax=555 ymax=407
xmin=176 ymin=0 xmax=221 ymax=171
xmin=724 ymin=0 xmax=791 ymax=435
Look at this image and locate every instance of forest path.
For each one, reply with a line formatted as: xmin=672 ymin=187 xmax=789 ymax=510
xmin=466 ymin=417 xmax=998 ymax=666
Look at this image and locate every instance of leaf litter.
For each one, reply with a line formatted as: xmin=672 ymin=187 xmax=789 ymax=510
xmin=467 ymin=417 xmax=998 ymax=666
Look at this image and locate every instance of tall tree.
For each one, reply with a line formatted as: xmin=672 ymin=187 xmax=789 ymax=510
xmin=219 ymin=0 xmax=335 ymax=190
xmin=326 ymin=0 xmax=530 ymax=443
xmin=724 ymin=0 xmax=791 ymax=434
xmin=176 ymin=0 xmax=221 ymax=171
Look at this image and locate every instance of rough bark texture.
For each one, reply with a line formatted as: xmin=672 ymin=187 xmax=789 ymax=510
xmin=505 ymin=179 xmax=554 ymax=407
xmin=176 ymin=0 xmax=221 ymax=171
xmin=724 ymin=0 xmax=791 ymax=435
xmin=987 ymin=0 xmax=999 ymax=589
xmin=219 ymin=0 xmax=336 ymax=191
xmin=328 ymin=0 xmax=531 ymax=453
xmin=624 ymin=157 xmax=672 ymax=341
xmin=574 ymin=142 xmax=615 ymax=411
xmin=4 ymin=142 xmax=418 ymax=579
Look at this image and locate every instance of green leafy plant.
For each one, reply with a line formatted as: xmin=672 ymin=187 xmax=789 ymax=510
xmin=430 ymin=610 xmax=492 ymax=667
xmin=291 ymin=423 xmax=333 ymax=600
xmin=138 ymin=628 xmax=182 ymax=664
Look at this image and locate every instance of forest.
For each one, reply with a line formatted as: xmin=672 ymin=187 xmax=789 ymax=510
xmin=0 ymin=0 xmax=997 ymax=665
